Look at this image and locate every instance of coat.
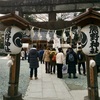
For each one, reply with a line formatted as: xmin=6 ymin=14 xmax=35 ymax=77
xmin=28 ymin=48 xmax=39 ymax=68
xmin=77 ymin=50 xmax=86 ymax=63
xmin=66 ymin=49 xmax=77 ymax=73
xmin=49 ymin=51 xmax=56 ymax=65
xmin=43 ymin=50 xmax=50 ymax=62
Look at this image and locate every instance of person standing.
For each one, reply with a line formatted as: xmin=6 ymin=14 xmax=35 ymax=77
xmin=77 ymin=47 xmax=86 ymax=75
xmin=21 ymin=48 xmax=25 ymax=60
xmin=24 ymin=49 xmax=28 ymax=60
xmin=28 ymin=45 xmax=39 ymax=80
xmin=66 ymin=47 xmax=78 ymax=79
xmin=95 ymin=52 xmax=100 ymax=75
xmin=56 ymin=47 xmax=65 ymax=78
xmin=38 ymin=48 xmax=44 ymax=64
xmin=43 ymin=47 xmax=50 ymax=73
xmin=49 ymin=48 xmax=56 ymax=74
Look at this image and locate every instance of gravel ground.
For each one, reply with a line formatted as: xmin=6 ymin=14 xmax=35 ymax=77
xmin=0 ymin=56 xmax=30 ymax=100
xmin=63 ymin=66 xmax=100 ymax=90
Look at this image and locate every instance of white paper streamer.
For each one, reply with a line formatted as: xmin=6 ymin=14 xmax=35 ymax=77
xmin=38 ymin=28 xmax=42 ymax=40
xmin=69 ymin=27 xmax=74 ymax=39
xmin=46 ymin=30 xmax=51 ymax=42
xmin=30 ymin=26 xmax=34 ymax=41
xmin=62 ymin=29 xmax=67 ymax=41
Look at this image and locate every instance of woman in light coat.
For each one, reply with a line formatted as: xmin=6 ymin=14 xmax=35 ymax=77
xmin=43 ymin=47 xmax=50 ymax=73
xmin=56 ymin=48 xmax=65 ymax=78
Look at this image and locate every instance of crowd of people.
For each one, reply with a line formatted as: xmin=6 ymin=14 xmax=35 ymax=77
xmin=25 ymin=44 xmax=100 ymax=80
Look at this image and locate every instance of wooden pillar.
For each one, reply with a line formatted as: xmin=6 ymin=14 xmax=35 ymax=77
xmin=84 ymin=56 xmax=99 ymax=100
xmin=3 ymin=54 xmax=22 ymax=100
xmin=49 ymin=12 xmax=56 ymax=22
xmin=48 ymin=12 xmax=56 ymax=47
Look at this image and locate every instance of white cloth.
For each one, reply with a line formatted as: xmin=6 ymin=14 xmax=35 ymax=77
xmin=90 ymin=59 xmax=96 ymax=67
xmin=7 ymin=59 xmax=13 ymax=67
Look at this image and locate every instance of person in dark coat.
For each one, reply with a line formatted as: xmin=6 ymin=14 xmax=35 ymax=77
xmin=66 ymin=47 xmax=78 ymax=79
xmin=77 ymin=47 xmax=86 ymax=75
xmin=28 ymin=45 xmax=39 ymax=80
xmin=38 ymin=48 xmax=44 ymax=64
xmin=95 ymin=52 xmax=100 ymax=74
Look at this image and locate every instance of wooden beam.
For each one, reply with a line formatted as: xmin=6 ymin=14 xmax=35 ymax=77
xmin=31 ymin=21 xmax=72 ymax=30
xmin=0 ymin=0 xmax=100 ymax=14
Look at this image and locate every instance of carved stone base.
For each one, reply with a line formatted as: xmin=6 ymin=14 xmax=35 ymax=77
xmin=3 ymin=93 xmax=23 ymax=100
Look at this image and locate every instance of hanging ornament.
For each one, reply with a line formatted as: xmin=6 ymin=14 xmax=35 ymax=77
xmin=69 ymin=27 xmax=74 ymax=39
xmin=38 ymin=28 xmax=42 ymax=40
xmin=46 ymin=30 xmax=51 ymax=42
xmin=53 ymin=30 xmax=57 ymax=39
xmin=77 ymin=26 xmax=82 ymax=41
xmin=53 ymin=37 xmax=61 ymax=48
xmin=62 ymin=29 xmax=67 ymax=42
xmin=24 ymin=28 xmax=30 ymax=37
xmin=30 ymin=26 xmax=35 ymax=41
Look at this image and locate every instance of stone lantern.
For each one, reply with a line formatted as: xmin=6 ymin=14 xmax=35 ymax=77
xmin=72 ymin=8 xmax=100 ymax=100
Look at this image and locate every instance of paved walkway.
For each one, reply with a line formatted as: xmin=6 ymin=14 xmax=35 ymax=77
xmin=23 ymin=63 xmax=92 ymax=100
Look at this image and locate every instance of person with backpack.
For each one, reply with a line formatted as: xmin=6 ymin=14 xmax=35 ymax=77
xmin=28 ymin=45 xmax=39 ymax=80
xmin=77 ymin=47 xmax=86 ymax=75
xmin=49 ymin=48 xmax=56 ymax=74
xmin=66 ymin=47 xmax=78 ymax=79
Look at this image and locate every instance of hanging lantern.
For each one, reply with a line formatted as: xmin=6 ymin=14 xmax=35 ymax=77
xmin=81 ymin=24 xmax=100 ymax=56
xmin=4 ymin=26 xmax=23 ymax=54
